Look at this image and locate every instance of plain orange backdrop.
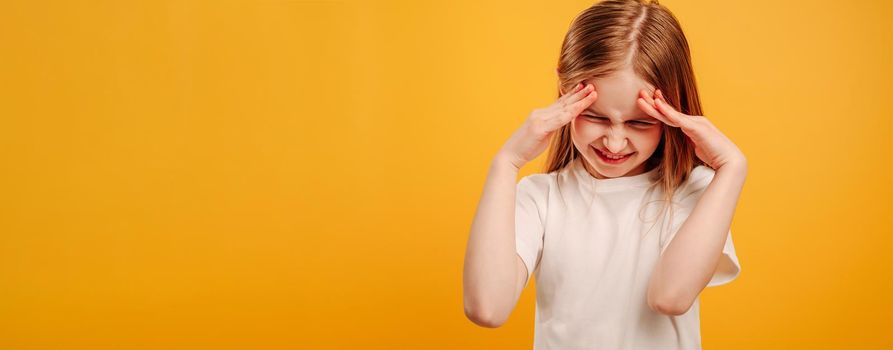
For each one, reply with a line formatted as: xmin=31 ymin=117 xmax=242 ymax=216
xmin=1 ymin=0 xmax=892 ymax=349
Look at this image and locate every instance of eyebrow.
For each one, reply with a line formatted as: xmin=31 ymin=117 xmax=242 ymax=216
xmin=584 ymin=108 xmax=656 ymax=122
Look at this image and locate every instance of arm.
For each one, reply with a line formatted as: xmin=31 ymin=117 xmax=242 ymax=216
xmin=646 ymin=160 xmax=747 ymax=316
xmin=463 ymin=82 xmax=597 ymax=327
xmin=463 ymin=153 xmax=528 ymax=328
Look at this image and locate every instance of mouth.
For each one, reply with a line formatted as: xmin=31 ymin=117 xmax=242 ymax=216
xmin=593 ymin=146 xmax=635 ymax=164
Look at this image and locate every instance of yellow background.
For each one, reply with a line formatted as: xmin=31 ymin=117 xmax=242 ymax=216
xmin=2 ymin=0 xmax=891 ymax=348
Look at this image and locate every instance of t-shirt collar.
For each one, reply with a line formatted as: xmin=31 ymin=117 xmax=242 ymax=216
xmin=572 ymin=157 xmax=660 ymax=192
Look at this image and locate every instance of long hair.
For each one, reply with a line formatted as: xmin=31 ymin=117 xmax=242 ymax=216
xmin=545 ymin=0 xmax=706 ymax=229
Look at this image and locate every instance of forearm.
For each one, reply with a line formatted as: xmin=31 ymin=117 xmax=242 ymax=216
xmin=463 ymin=152 xmax=523 ymax=325
xmin=647 ymin=161 xmax=747 ymax=315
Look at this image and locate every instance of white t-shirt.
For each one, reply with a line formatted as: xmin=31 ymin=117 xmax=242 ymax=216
xmin=515 ymin=157 xmax=741 ymax=350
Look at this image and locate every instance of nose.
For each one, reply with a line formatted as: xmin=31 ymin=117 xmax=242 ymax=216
xmin=602 ymin=125 xmax=628 ymax=154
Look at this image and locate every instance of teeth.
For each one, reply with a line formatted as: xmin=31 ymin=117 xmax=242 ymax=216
xmin=602 ymin=150 xmax=628 ymax=159
xmin=593 ymin=147 xmax=632 ymax=160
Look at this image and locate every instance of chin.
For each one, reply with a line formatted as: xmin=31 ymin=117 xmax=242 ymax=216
xmin=594 ymin=164 xmax=635 ymax=178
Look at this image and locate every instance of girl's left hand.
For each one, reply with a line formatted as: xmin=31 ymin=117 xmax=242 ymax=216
xmin=636 ymin=88 xmax=746 ymax=171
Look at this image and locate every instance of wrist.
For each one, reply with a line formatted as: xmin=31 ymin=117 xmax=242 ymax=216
xmin=717 ymin=156 xmax=747 ymax=181
xmin=493 ymin=152 xmax=523 ymax=172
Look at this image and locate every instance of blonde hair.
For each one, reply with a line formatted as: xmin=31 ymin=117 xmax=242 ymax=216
xmin=544 ymin=0 xmax=707 ymax=234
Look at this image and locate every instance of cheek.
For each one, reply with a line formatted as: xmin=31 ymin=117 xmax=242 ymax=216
xmin=636 ymin=127 xmax=663 ymax=149
xmin=575 ymin=121 xmax=664 ymax=146
xmin=613 ymin=126 xmax=658 ymax=147
xmin=573 ymin=121 xmax=604 ymax=139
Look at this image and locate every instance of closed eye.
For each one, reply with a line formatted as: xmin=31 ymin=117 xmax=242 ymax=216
xmin=585 ymin=116 xmax=656 ymax=126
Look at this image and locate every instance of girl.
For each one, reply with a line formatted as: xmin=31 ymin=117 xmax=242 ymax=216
xmin=462 ymin=0 xmax=746 ymax=349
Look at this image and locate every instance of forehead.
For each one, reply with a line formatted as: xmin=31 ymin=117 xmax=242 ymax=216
xmin=582 ymin=69 xmax=655 ymax=118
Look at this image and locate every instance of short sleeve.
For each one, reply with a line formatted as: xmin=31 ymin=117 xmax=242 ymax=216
xmin=515 ymin=176 xmax=547 ymax=288
xmin=661 ymin=166 xmax=741 ymax=288
xmin=707 ymin=229 xmax=741 ymax=287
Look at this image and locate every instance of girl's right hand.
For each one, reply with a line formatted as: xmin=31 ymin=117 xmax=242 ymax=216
xmin=497 ymin=82 xmax=598 ymax=170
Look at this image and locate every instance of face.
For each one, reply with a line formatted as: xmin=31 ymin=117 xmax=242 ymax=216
xmin=568 ymin=68 xmax=663 ymax=179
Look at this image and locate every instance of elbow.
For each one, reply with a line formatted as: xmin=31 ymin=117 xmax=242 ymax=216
xmin=464 ymin=306 xmax=507 ymax=328
xmin=464 ymin=298 xmax=507 ymax=328
xmin=647 ymin=293 xmax=693 ymax=316
xmin=646 ymin=275 xmax=695 ymax=316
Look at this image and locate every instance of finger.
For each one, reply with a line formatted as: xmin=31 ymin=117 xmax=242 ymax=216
xmin=560 ymin=82 xmax=584 ymax=99
xmin=554 ymin=84 xmax=589 ymax=111
xmin=639 ymin=88 xmax=656 ymax=107
xmin=552 ymin=89 xmax=597 ymax=128
xmin=653 ymin=96 xmax=687 ymax=127
xmin=555 ymin=83 xmax=582 ymax=110
xmin=563 ymin=83 xmax=594 ymax=105
xmin=637 ymin=97 xmax=678 ymax=127
xmin=568 ymin=89 xmax=598 ymax=116
xmin=653 ymin=90 xmax=682 ymax=117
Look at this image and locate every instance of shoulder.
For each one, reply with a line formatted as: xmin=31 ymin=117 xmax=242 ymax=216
xmin=678 ymin=165 xmax=715 ymax=198
xmin=517 ymin=173 xmax=553 ymax=196
xmin=688 ymin=165 xmax=715 ymax=187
